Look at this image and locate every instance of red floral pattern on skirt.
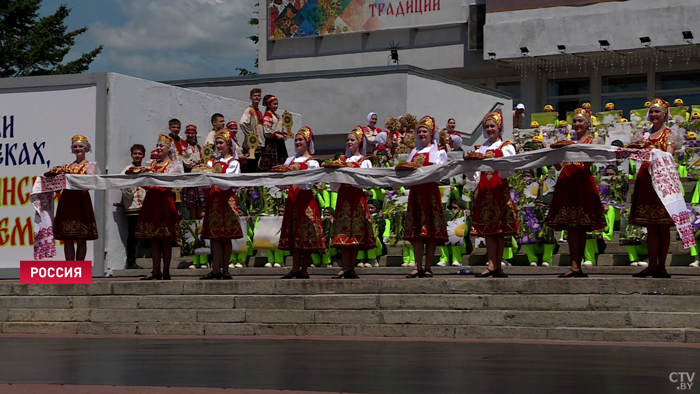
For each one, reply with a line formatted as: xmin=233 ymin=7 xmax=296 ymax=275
xmin=545 ymin=163 xmax=606 ymax=231
xmin=471 ymin=172 xmax=519 ymax=236
xmin=53 ymin=190 xmax=98 ymax=240
xmin=135 ymin=188 xmax=180 ymax=239
xmin=629 ymin=162 xmax=674 ymax=225
xmin=331 ymin=184 xmax=375 ymax=249
xmin=278 ymin=186 xmax=326 ymax=251
xmin=201 ymin=187 xmax=244 ymax=239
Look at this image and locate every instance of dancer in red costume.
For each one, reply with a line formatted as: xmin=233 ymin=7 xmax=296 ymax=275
xmin=200 ymin=129 xmax=244 ymax=280
xmin=135 ymin=134 xmax=184 ymax=280
xmin=53 ymin=135 xmax=99 ymax=261
xmin=364 ymin=112 xmax=383 ymax=154
xmin=278 ymin=126 xmax=325 ymax=279
xmin=629 ymin=98 xmax=681 ymax=278
xmin=258 ymin=94 xmax=288 ymax=172
xmin=330 ymin=126 xmax=375 ymax=279
xmin=545 ymin=108 xmax=606 ymax=278
xmin=470 ymin=111 xmax=519 ymax=278
xmin=404 ymin=116 xmax=449 ymax=278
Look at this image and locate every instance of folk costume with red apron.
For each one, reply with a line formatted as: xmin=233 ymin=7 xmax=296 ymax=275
xmin=403 ymin=116 xmax=449 ymax=243
xmin=330 ymin=127 xmax=376 ymax=249
xmin=545 ymin=134 xmax=606 ymax=231
xmin=54 ymin=159 xmax=99 ymax=241
xmin=628 ymin=127 xmax=674 ymax=226
xmin=471 ymin=140 xmax=519 ymax=236
xmin=201 ymin=157 xmax=244 ymax=240
xmin=278 ymin=156 xmax=326 ymax=251
xmin=135 ymin=135 xmax=183 ymax=240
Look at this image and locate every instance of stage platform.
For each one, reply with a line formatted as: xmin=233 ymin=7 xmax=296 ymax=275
xmin=120 ymin=240 xmax=698 ymax=276
xmin=0 ymin=275 xmax=699 ymax=343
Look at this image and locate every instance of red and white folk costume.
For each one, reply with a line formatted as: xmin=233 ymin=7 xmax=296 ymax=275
xmin=470 ymin=112 xmax=519 ymax=237
xmin=278 ymin=127 xmax=326 ymax=251
xmin=135 ymin=134 xmax=184 ymax=240
xmin=53 ymin=135 xmax=99 ymax=241
xmin=259 ymin=95 xmax=289 ymax=171
xmin=363 ymin=112 xmax=384 ymax=154
xmin=545 ymin=108 xmax=606 ymax=231
xmin=404 ymin=116 xmax=449 ymax=243
xmin=180 ymin=124 xmax=208 ymax=209
xmin=201 ymin=130 xmax=244 ymax=240
xmin=330 ymin=126 xmax=376 ymax=249
xmin=629 ymin=98 xmax=677 ymax=226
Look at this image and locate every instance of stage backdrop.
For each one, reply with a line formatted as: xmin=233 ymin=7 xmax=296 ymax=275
xmin=0 ymin=85 xmax=97 ymax=269
xmin=269 ymin=0 xmax=467 ymax=39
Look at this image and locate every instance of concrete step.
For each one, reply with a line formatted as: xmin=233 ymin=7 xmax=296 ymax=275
xmin=2 ymin=322 xmax=697 ymax=342
xmin=3 ymin=278 xmax=700 ymax=296
xmin=4 ymin=308 xmax=700 ymax=328
xmin=112 ymin=266 xmax=700 ymax=278
xmin=131 ymin=250 xmax=697 ymax=270
xmin=1 ymin=293 xmax=697 ymax=312
xmin=3 ymin=278 xmax=700 ymax=342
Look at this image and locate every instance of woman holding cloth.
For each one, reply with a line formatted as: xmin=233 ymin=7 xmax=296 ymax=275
xmin=53 ymin=135 xmax=100 ymax=261
xmin=200 ymin=129 xmax=244 ymax=280
xmin=628 ymin=98 xmax=680 ymax=278
xmin=403 ymin=115 xmax=449 ymax=278
xmin=469 ymin=111 xmax=519 ymax=278
xmin=135 ymin=134 xmax=184 ymax=280
xmin=330 ymin=126 xmax=375 ymax=279
xmin=545 ymin=108 xmax=606 ymax=278
xmin=278 ymin=127 xmax=326 ymax=279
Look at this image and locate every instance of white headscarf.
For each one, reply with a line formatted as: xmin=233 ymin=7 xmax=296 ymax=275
xmin=374 ymin=131 xmax=388 ymax=147
xmin=366 ymin=112 xmax=377 ymax=127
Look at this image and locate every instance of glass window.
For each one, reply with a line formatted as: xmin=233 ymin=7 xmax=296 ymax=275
xmin=600 ymin=94 xmax=647 ymax=118
xmin=657 ymin=93 xmax=700 ymax=110
xmin=548 ymin=78 xmax=590 ymax=97
xmin=496 ymin=81 xmax=521 ymax=102
xmin=602 ymin=75 xmax=647 ymax=94
xmin=656 ymin=71 xmax=700 ymax=91
xmin=549 ymin=98 xmax=589 ymax=121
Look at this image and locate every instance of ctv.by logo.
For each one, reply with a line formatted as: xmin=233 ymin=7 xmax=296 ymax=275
xmin=670 ymin=372 xmax=695 ymax=390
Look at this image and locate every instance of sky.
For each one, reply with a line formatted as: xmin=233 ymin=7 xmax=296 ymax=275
xmin=40 ymin=0 xmax=260 ymax=82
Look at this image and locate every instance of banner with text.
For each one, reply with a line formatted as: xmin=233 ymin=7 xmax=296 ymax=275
xmin=269 ymin=0 xmax=466 ymax=40
xmin=0 ymin=86 xmax=97 ymax=268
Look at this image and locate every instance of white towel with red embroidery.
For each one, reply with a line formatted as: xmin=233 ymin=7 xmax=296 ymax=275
xmin=649 ymin=149 xmax=696 ymax=249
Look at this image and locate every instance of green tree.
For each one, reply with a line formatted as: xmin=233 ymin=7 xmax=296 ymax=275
xmin=0 ymin=0 xmax=102 ymax=78
xmin=237 ymin=2 xmax=258 ymax=76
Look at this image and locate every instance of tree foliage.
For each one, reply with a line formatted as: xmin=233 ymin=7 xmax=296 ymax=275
xmin=237 ymin=2 xmax=258 ymax=76
xmin=0 ymin=0 xmax=102 ymax=78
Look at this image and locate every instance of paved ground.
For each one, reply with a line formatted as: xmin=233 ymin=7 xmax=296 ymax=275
xmin=0 ymin=335 xmax=698 ymax=394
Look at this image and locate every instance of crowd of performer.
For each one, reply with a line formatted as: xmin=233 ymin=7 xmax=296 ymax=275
xmin=51 ymin=89 xmax=700 ymax=280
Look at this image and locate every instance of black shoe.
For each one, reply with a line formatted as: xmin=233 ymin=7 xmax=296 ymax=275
xmin=423 ymin=270 xmax=433 ymax=278
xmin=126 ymin=262 xmax=143 ymax=270
xmin=406 ymin=269 xmax=425 ymax=278
xmin=332 ymin=270 xmax=348 ymax=279
xmin=493 ymin=269 xmax=508 ymax=278
xmin=140 ymin=272 xmax=162 ymax=281
xmin=200 ymin=271 xmax=222 ymax=280
xmin=652 ymin=270 xmax=671 ymax=279
xmin=298 ymin=271 xmax=310 ymax=279
xmin=345 ymin=270 xmax=360 ymax=279
xmin=221 ymin=271 xmax=233 ymax=280
xmin=632 ymin=268 xmax=655 ymax=278
xmin=162 ymin=272 xmax=171 ymax=280
xmin=281 ymin=270 xmax=300 ymax=279
xmin=559 ymin=269 xmax=588 ymax=278
xmin=475 ymin=269 xmax=494 ymax=278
